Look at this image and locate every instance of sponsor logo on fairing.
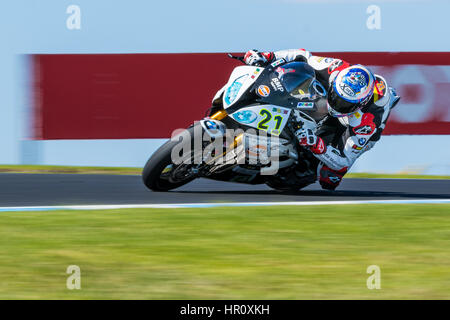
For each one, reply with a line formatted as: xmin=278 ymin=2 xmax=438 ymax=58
xmin=204 ymin=120 xmax=219 ymax=130
xmin=297 ymin=102 xmax=314 ymax=109
xmin=232 ymin=110 xmax=258 ymax=124
xmin=271 ymin=107 xmax=288 ymax=114
xmin=270 ymin=59 xmax=285 ymax=68
xmin=257 ymin=85 xmax=271 ymax=97
xmin=224 ymin=75 xmax=248 ymax=105
xmin=358 ymin=137 xmax=367 ymax=145
xmin=270 ymin=78 xmax=284 ymax=92
xmin=250 ymin=68 xmax=262 ymax=79
xmin=275 ymin=66 xmax=296 ymax=76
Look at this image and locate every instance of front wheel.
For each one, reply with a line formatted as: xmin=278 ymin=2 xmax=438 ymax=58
xmin=142 ymin=127 xmax=198 ymax=191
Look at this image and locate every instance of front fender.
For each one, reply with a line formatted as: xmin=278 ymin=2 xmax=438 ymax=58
xmin=199 ymin=119 xmax=227 ymax=139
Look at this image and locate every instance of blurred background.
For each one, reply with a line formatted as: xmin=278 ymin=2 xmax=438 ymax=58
xmin=1 ymin=0 xmax=449 ymax=174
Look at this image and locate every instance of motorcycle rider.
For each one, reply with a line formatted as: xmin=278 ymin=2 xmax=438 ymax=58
xmin=243 ymin=49 xmax=400 ymax=190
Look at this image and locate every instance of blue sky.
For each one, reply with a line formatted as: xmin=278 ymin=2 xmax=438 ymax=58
xmin=2 ymin=0 xmax=450 ymax=54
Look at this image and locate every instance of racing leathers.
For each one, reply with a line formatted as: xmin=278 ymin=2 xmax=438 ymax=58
xmin=245 ymin=49 xmax=400 ymax=190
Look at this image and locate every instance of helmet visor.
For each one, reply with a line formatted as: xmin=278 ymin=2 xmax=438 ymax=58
xmin=327 ymin=84 xmax=363 ymax=117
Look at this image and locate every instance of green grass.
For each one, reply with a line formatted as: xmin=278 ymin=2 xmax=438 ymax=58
xmin=0 ymin=164 xmax=449 ymax=179
xmin=0 ymin=204 xmax=449 ymax=299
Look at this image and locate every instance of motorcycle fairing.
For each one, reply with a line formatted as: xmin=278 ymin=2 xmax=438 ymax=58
xmin=229 ymin=105 xmax=292 ymax=136
xmin=223 ymin=66 xmax=264 ymax=109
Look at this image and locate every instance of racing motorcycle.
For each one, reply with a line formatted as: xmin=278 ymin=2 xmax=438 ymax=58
xmin=142 ymin=54 xmax=330 ymax=191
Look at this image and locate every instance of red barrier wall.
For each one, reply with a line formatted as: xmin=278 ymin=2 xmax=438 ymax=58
xmin=32 ymin=52 xmax=450 ymax=139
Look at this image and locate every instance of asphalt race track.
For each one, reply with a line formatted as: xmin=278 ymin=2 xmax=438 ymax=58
xmin=0 ymin=173 xmax=449 ymax=207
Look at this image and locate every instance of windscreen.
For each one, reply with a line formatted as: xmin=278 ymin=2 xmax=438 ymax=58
xmin=276 ymin=62 xmax=326 ymax=100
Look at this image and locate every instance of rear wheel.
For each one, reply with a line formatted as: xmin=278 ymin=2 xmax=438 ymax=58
xmin=266 ymin=173 xmax=316 ymax=192
xmin=142 ymin=127 xmax=198 ymax=191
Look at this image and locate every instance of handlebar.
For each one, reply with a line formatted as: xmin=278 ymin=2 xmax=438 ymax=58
xmin=227 ymin=53 xmax=245 ymax=63
xmin=227 ymin=53 xmax=269 ymax=67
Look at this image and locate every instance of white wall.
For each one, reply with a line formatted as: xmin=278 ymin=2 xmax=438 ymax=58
xmin=351 ymin=135 xmax=450 ymax=175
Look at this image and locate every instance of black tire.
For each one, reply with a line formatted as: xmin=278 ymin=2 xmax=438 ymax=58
xmin=266 ymin=174 xmax=316 ymax=192
xmin=266 ymin=180 xmax=304 ymax=192
xmin=142 ymin=127 xmax=197 ymax=191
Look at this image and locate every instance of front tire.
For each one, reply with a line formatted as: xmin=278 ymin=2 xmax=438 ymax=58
xmin=142 ymin=127 xmax=197 ymax=191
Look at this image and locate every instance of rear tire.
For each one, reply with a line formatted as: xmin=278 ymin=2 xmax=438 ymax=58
xmin=142 ymin=127 xmax=196 ymax=191
xmin=266 ymin=174 xmax=316 ymax=192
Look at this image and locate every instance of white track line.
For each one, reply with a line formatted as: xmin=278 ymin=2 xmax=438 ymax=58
xmin=0 ymin=199 xmax=450 ymax=212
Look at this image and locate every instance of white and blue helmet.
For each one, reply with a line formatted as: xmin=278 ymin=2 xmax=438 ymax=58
xmin=327 ymin=65 xmax=375 ymax=117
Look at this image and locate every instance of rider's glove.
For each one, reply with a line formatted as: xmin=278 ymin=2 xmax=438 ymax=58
xmin=243 ymin=49 xmax=272 ymax=66
xmin=318 ymin=163 xmax=348 ymax=190
xmin=296 ymin=128 xmax=326 ymax=154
